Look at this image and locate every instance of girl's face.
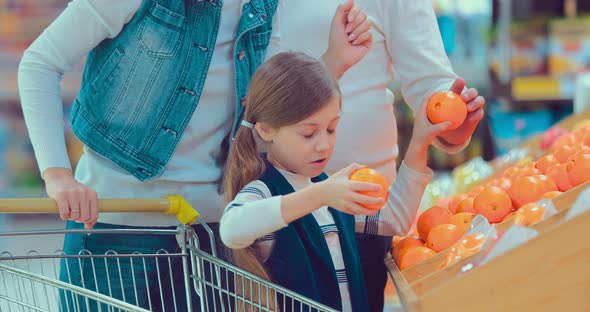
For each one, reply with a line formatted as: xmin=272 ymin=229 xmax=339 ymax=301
xmin=263 ymin=96 xmax=341 ymax=177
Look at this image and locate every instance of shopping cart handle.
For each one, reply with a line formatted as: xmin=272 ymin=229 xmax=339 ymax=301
xmin=0 ymin=195 xmax=199 ymax=225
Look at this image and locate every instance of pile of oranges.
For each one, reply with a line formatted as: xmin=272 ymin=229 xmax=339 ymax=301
xmin=391 ymin=123 xmax=590 ymax=271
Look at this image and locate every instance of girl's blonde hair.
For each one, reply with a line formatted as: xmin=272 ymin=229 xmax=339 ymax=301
xmin=223 ymin=52 xmax=340 ymax=308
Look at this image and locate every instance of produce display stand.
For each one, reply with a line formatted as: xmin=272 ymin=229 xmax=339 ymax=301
xmin=387 ymin=207 xmax=589 ymax=312
xmin=387 ymin=179 xmax=590 ymax=312
xmin=385 ymin=108 xmax=590 ymax=311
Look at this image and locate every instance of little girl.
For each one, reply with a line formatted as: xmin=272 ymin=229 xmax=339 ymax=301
xmin=220 ymin=52 xmax=451 ymax=311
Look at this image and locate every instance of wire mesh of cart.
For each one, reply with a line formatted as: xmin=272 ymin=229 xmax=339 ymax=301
xmin=0 ymin=196 xmax=338 ymax=312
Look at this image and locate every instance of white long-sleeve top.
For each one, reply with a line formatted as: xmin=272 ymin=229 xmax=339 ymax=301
xmin=18 ymin=0 xmax=281 ymax=225
xmin=220 ymin=161 xmax=432 ymax=311
xmin=270 ymin=0 xmax=466 ymax=183
xmin=268 ymin=0 xmax=465 ymax=234
xmin=220 ymin=161 xmax=432 ymax=248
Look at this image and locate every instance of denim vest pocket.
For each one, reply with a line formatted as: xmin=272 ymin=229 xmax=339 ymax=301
xmin=137 ymin=3 xmax=185 ymax=58
xmin=90 ymin=47 xmax=124 ymax=94
xmin=251 ymin=30 xmax=272 ymax=64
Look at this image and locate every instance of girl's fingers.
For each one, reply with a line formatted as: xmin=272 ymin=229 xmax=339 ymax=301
xmin=334 ymin=163 xmax=365 ymax=178
xmin=345 ymin=202 xmax=376 ymax=216
xmin=351 ymin=193 xmax=384 ymax=206
xmin=349 ymin=181 xmax=382 ymax=192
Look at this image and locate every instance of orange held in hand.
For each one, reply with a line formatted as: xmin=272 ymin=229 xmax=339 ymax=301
xmin=426 ymin=91 xmax=468 ymax=130
xmin=349 ymin=168 xmax=389 ymax=210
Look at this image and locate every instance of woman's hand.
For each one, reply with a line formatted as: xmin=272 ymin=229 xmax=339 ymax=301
xmin=44 ymin=168 xmax=98 ymax=228
xmin=322 ymin=0 xmax=373 ymax=79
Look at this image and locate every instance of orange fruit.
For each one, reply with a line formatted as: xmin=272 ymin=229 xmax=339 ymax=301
xmin=437 ymin=247 xmax=461 ymax=270
xmin=535 ymin=154 xmax=558 ymax=174
xmin=541 ymin=191 xmax=562 ymax=200
xmin=434 ymin=197 xmax=451 ymax=210
xmin=455 ymin=233 xmax=486 ymax=258
xmin=474 ymin=186 xmax=512 ymax=223
xmin=417 ymin=206 xmax=453 ymax=241
xmin=426 ymin=91 xmax=467 ymax=130
xmin=447 ymin=212 xmax=475 ymax=236
xmin=575 ymin=143 xmax=590 ymax=154
xmin=392 ymin=235 xmax=403 ymax=248
xmin=502 ymin=211 xmax=515 ymax=222
xmin=392 ymin=235 xmax=424 ymax=263
xmin=572 ymin=122 xmax=590 ymax=134
xmin=456 ymin=197 xmax=475 ymax=214
xmin=532 ymin=175 xmax=558 ymax=193
xmin=502 ymin=166 xmax=520 ymax=181
xmin=508 ymin=176 xmax=547 ymax=209
xmin=349 ymin=168 xmax=389 ymax=210
xmin=566 ymin=153 xmax=590 ymax=187
xmin=437 ymin=233 xmax=487 ymax=270
xmin=426 ymin=224 xmax=462 ymax=252
xmin=514 ymin=203 xmax=545 ymax=227
xmin=519 ymin=164 xmax=540 ymax=178
xmin=468 ymin=185 xmax=485 ymax=197
xmin=486 ymin=178 xmax=512 ymax=193
xmin=448 ymin=194 xmax=468 ymax=214
xmin=581 ymin=131 xmax=590 ymax=147
xmin=553 ymin=144 xmax=575 ymax=163
xmin=546 ymin=163 xmax=573 ymax=192
xmin=399 ymin=247 xmax=436 ymax=270
xmin=551 ymin=134 xmax=576 ymax=150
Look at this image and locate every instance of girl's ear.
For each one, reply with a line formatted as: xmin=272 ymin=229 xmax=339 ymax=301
xmin=255 ymin=122 xmax=276 ymax=142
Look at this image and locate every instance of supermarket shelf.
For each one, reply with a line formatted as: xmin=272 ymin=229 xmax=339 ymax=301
xmin=490 ymin=73 xmax=574 ymax=106
xmin=511 ymin=75 xmax=575 ymax=102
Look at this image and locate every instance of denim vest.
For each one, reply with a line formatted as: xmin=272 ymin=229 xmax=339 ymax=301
xmin=70 ymin=0 xmax=278 ymax=181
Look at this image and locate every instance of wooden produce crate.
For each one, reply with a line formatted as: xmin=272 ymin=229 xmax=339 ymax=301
xmin=387 ymin=183 xmax=590 ymax=312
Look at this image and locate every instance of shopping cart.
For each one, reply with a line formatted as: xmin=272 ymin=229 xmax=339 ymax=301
xmin=0 ymin=196 xmax=338 ymax=312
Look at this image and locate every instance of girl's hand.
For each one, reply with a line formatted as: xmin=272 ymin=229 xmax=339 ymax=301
xmin=44 ymin=168 xmax=98 ymax=229
xmin=314 ymin=163 xmax=383 ymax=216
xmin=322 ymin=0 xmax=373 ymax=79
xmin=405 ymin=94 xmax=453 ymax=172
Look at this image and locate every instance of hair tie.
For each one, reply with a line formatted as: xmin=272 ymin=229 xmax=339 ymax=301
xmin=241 ymin=120 xmax=254 ymax=129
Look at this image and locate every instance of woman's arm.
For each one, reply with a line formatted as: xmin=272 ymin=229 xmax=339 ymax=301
xmin=18 ymin=0 xmax=141 ymax=176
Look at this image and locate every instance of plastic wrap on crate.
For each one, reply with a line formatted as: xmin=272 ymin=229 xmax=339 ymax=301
xmin=479 ymin=226 xmax=539 ymax=265
xmin=477 ymin=197 xmax=558 ymax=265
xmin=566 ymin=186 xmax=590 ymax=221
xmin=437 ymin=215 xmax=497 ymax=272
